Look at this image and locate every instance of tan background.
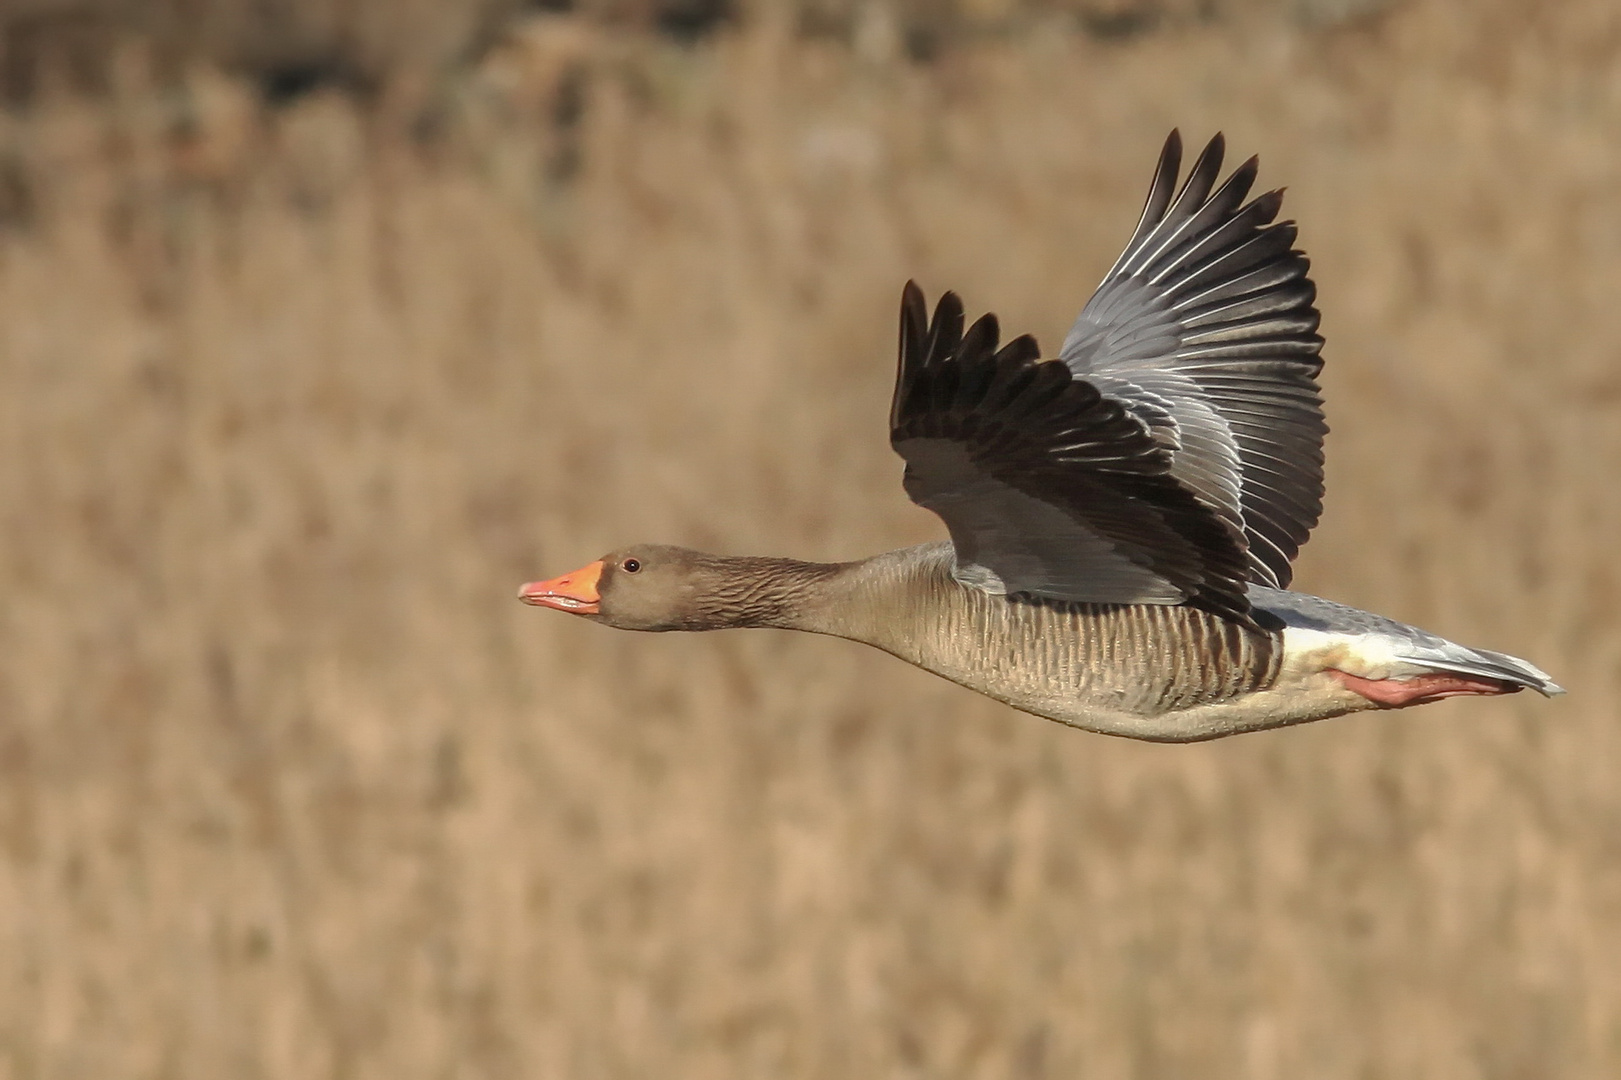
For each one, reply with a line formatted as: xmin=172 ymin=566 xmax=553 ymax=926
xmin=1 ymin=0 xmax=1618 ymax=1075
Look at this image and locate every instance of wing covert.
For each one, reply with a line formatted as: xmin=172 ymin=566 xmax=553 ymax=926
xmin=890 ymin=282 xmax=1255 ymax=625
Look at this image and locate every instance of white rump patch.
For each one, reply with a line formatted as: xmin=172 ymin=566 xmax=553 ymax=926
xmin=1281 ymin=626 xmax=1434 ymax=682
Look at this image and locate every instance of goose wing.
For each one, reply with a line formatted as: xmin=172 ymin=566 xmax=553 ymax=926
xmin=1059 ymin=130 xmax=1326 ymax=588
xmin=890 ymin=283 xmax=1254 ymax=625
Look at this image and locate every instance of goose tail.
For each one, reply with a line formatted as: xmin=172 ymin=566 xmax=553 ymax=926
xmin=1250 ymin=585 xmax=1565 ymax=703
xmin=1386 ymin=639 xmax=1565 ymax=698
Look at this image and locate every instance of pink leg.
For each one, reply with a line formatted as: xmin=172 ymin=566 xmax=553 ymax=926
xmin=1330 ymin=669 xmax=1522 ymax=708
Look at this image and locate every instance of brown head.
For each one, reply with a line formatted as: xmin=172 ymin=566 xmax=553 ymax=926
xmin=518 ymin=544 xmax=841 ymax=632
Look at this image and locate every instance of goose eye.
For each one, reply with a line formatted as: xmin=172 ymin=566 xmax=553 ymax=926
xmin=622 ymin=558 xmax=641 ymax=573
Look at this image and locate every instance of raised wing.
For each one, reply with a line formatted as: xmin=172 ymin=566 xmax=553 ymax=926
xmin=890 ymin=283 xmax=1255 ymax=625
xmin=1061 ymin=131 xmax=1326 ymax=588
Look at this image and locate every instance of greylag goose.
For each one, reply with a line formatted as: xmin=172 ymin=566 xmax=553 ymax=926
xmin=521 ymin=131 xmax=1562 ymax=741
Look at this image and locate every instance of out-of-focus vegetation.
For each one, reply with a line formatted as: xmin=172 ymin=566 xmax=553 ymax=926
xmin=1 ymin=0 xmax=1618 ymax=1076
xmin=0 ymin=0 xmax=1390 ymax=97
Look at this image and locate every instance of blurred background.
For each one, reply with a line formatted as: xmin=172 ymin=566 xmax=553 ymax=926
xmin=0 ymin=0 xmax=1617 ymax=1076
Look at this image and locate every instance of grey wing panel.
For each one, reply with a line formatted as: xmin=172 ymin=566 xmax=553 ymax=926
xmin=1245 ymin=584 xmax=1427 ymax=637
xmin=1061 ymin=132 xmax=1326 ymax=589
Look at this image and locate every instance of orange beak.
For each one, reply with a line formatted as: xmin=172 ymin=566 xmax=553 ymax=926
xmin=518 ymin=560 xmax=604 ymax=615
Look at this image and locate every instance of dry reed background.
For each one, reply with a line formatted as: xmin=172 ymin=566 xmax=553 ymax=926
xmin=1 ymin=0 xmax=1619 ymax=1076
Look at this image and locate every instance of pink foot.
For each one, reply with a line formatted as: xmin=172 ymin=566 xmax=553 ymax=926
xmin=1330 ymin=670 xmax=1522 ymax=707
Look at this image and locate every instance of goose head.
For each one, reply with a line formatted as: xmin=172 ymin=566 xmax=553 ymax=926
xmin=520 ymin=545 xmax=802 ymax=632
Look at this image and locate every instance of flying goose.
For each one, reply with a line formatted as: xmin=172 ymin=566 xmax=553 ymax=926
xmin=520 ymin=131 xmax=1561 ymax=742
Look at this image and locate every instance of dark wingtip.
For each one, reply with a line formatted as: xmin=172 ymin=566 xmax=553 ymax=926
xmin=900 ymin=281 xmax=929 ymax=355
xmin=1149 ymin=130 xmax=1228 ymax=236
xmin=1154 ymin=129 xmax=1183 ymax=200
xmin=895 ymin=280 xmax=932 ymax=429
xmin=1106 ymin=129 xmax=1188 ymax=279
xmin=960 ymin=312 xmax=1001 ymax=363
xmin=1248 ymin=187 xmax=1285 ymax=224
xmin=1189 ymin=132 xmax=1225 ymax=185
xmin=1160 ymin=128 xmax=1183 ymax=166
xmin=902 ymin=278 xmax=926 ymax=309
xmin=993 ymin=333 xmax=1041 ymax=367
xmin=926 ymin=291 xmax=966 ymax=366
xmin=901 ymin=280 xmax=929 ymax=336
xmin=1232 ymin=154 xmax=1260 ymax=190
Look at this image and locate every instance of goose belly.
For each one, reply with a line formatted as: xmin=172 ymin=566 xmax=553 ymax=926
xmin=872 ymin=586 xmax=1285 ymax=734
